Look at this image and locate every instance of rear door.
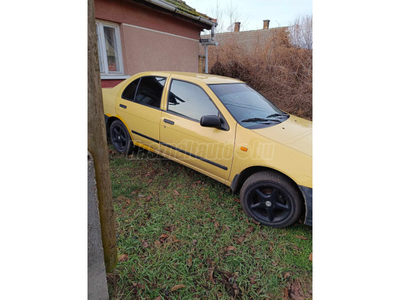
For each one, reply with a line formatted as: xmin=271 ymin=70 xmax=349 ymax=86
xmin=159 ymin=78 xmax=235 ymax=181
xmin=116 ymin=76 xmax=167 ymax=152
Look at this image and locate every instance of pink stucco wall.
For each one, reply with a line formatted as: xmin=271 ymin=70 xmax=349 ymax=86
xmin=121 ymin=24 xmax=199 ymax=74
xmin=95 ymin=0 xmax=206 ymax=86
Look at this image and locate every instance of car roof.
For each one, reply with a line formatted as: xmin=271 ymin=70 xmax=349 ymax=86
xmin=135 ymin=71 xmax=244 ymax=85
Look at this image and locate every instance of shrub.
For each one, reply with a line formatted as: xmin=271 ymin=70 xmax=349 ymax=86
xmin=208 ymin=28 xmax=312 ymax=120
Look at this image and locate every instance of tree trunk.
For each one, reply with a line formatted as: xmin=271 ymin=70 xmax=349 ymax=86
xmin=88 ymin=0 xmax=117 ymax=272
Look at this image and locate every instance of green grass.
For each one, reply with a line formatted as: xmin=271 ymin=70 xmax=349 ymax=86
xmin=107 ymin=145 xmax=312 ymax=299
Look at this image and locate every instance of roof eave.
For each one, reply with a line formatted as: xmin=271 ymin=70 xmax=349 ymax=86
xmin=143 ymin=0 xmax=217 ymax=29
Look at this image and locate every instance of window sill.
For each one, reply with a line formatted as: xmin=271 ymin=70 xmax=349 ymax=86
xmin=101 ymin=74 xmax=131 ymax=80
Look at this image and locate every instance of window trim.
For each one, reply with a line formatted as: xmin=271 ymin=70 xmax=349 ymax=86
xmin=96 ymin=20 xmax=125 ymax=77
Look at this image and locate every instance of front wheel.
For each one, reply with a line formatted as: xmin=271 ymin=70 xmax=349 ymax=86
xmin=240 ymin=171 xmax=303 ymax=228
xmin=109 ymin=120 xmax=133 ymax=154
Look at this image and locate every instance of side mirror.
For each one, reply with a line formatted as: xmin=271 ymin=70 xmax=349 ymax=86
xmin=200 ymin=115 xmax=221 ymax=128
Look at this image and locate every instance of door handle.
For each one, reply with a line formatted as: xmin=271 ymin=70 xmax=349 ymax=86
xmin=163 ymin=119 xmax=174 ymax=125
xmin=119 ymin=104 xmax=127 ymax=109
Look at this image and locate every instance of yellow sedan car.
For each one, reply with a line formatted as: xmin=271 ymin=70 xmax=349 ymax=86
xmin=103 ymin=72 xmax=312 ymax=228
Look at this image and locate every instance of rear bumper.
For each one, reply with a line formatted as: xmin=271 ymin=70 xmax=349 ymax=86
xmin=298 ymin=185 xmax=312 ymax=226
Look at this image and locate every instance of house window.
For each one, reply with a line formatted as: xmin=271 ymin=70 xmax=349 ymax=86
xmin=96 ymin=21 xmax=124 ymax=76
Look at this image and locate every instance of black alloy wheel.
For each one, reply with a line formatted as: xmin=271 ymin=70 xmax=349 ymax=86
xmin=240 ymin=171 xmax=302 ymax=228
xmin=109 ymin=120 xmax=133 ymax=154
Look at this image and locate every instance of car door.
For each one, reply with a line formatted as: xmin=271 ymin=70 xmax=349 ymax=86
xmin=159 ymin=78 xmax=235 ymax=181
xmin=116 ymin=76 xmax=167 ymax=152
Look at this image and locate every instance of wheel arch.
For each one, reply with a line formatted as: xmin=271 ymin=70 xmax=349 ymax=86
xmin=105 ymin=116 xmax=120 ymax=138
xmin=105 ymin=115 xmax=133 ymax=140
xmin=231 ymin=166 xmax=302 ymax=197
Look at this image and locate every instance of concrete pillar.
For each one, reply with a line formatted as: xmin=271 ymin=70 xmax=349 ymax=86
xmin=88 ymin=151 xmax=109 ymax=300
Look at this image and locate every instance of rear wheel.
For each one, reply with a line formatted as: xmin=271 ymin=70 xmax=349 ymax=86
xmin=240 ymin=171 xmax=302 ymax=228
xmin=109 ymin=120 xmax=133 ymax=154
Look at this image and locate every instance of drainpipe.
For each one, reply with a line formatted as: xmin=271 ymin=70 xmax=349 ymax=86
xmin=200 ymin=24 xmax=218 ymax=74
xmin=204 ymin=45 xmax=209 ymax=73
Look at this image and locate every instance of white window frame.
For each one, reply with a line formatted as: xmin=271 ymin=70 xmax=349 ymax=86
xmin=96 ymin=20 xmax=125 ymax=78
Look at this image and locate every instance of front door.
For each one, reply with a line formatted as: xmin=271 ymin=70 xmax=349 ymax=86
xmin=159 ymin=79 xmax=235 ymax=181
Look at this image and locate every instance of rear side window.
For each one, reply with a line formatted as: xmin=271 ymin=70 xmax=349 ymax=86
xmin=121 ymin=78 xmax=139 ymax=101
xmin=134 ymin=76 xmax=166 ymax=108
xmin=168 ymin=80 xmax=218 ymax=121
xmin=121 ymin=76 xmax=166 ymax=108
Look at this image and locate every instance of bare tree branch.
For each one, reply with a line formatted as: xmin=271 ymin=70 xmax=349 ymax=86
xmin=289 ymin=15 xmax=313 ymax=50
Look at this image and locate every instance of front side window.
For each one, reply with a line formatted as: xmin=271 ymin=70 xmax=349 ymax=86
xmin=168 ymin=80 xmax=218 ymax=121
xmin=96 ymin=21 xmax=124 ymax=75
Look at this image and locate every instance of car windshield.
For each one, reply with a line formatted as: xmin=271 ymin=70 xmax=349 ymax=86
xmin=209 ymin=83 xmax=288 ymax=128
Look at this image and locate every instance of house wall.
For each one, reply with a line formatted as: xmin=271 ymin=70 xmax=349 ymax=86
xmin=199 ymin=28 xmax=281 ymax=72
xmin=95 ymin=0 xmax=204 ymax=87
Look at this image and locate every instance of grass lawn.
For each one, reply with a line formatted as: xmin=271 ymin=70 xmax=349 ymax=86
xmin=106 ymin=145 xmax=312 ymax=300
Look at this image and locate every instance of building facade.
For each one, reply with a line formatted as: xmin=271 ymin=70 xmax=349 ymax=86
xmin=94 ymin=0 xmax=215 ymax=87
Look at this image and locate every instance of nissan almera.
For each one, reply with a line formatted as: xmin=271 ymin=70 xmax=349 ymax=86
xmin=102 ymin=72 xmax=312 ymax=228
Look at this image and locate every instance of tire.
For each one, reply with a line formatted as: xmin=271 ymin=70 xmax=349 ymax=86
xmin=240 ymin=171 xmax=302 ymax=228
xmin=109 ymin=120 xmax=133 ymax=154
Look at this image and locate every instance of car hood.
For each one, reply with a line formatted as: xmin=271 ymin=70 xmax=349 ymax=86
xmin=251 ymin=115 xmax=312 ymax=157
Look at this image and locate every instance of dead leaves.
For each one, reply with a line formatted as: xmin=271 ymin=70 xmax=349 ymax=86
xmin=159 ymin=233 xmax=169 ymax=240
xmin=154 ymin=233 xmax=181 ymax=248
xmin=163 ymin=225 xmax=176 ymax=232
xmin=208 ymin=266 xmax=216 ymax=283
xmin=191 ymin=180 xmax=203 ymax=188
xmin=232 ymin=225 xmax=255 ymax=246
xmin=235 ymin=236 xmax=245 ymax=244
xmin=118 ymin=253 xmax=129 ymax=262
xmin=153 ymin=284 xmax=186 ymax=299
xmin=249 ymin=275 xmax=257 ymax=285
xmin=170 ymin=284 xmax=186 ymax=292
xmin=122 ymin=198 xmax=130 ymax=209
xmin=246 ymin=225 xmax=255 ymax=233
xmin=225 ymin=246 xmax=237 ymax=252
xmin=186 ymin=256 xmax=193 ymax=267
xmin=309 ymin=252 xmax=312 ymax=261
xmin=295 ymin=235 xmax=308 ymax=240
xmin=214 ymin=221 xmax=220 ymax=229
xmin=211 ymin=268 xmax=240 ymax=297
xmin=284 ymin=278 xmax=312 ymax=300
xmin=116 ymin=195 xmax=129 ymax=203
